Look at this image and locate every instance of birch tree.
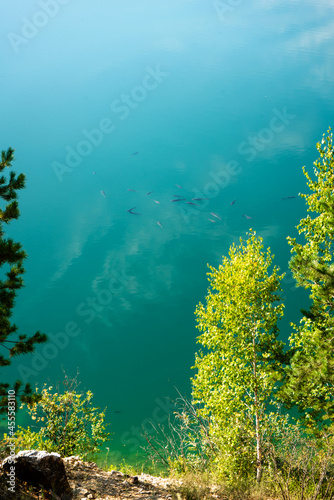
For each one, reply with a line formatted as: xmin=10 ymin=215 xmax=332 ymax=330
xmin=192 ymin=232 xmax=286 ymax=482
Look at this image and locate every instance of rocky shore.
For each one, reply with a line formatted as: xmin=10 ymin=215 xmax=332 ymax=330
xmin=0 ymin=450 xmax=185 ymax=500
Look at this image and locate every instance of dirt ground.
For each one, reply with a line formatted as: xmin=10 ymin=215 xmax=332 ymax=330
xmin=0 ymin=455 xmax=187 ymax=500
xmin=63 ymin=456 xmax=183 ymax=500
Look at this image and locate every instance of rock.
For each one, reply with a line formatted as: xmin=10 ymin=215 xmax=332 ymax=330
xmin=78 ymin=488 xmax=89 ymax=496
xmin=2 ymin=450 xmax=73 ymax=500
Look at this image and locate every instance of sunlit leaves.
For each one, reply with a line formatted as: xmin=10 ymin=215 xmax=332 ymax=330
xmin=191 ymin=232 xmax=286 ymax=479
xmin=284 ymin=128 xmax=334 ymax=427
xmin=16 ymin=383 xmax=110 ymax=460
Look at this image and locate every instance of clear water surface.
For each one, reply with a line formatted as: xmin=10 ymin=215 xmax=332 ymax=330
xmin=1 ymin=0 xmax=334 ymax=465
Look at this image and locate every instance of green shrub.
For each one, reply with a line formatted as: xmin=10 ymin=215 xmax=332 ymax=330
xmin=264 ymin=419 xmax=334 ymax=500
xmin=142 ymin=391 xmax=217 ymax=475
xmin=14 ymin=377 xmax=110 ymax=460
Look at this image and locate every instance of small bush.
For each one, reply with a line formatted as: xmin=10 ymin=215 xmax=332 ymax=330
xmin=142 ymin=390 xmax=217 ymax=475
xmin=174 ymin=472 xmax=212 ymax=500
xmin=264 ymin=420 xmax=334 ymax=500
xmin=13 ymin=374 xmax=110 ymax=460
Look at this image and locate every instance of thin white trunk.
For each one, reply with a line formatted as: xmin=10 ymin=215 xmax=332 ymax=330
xmin=255 ymin=404 xmax=262 ymax=483
xmin=253 ymin=327 xmax=262 ymax=483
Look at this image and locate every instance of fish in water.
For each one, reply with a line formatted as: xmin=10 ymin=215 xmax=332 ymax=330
xmin=186 ymin=202 xmax=198 ymax=206
xmin=192 ymin=197 xmax=209 ymax=201
xmin=127 ymin=207 xmax=141 ymax=215
xmin=131 ymin=152 xmax=139 ymax=156
xmin=173 ymin=194 xmax=184 ymax=198
xmin=210 ymin=212 xmax=221 ymax=220
xmin=157 ymin=221 xmax=163 ymax=229
xmin=208 ymin=219 xmax=216 ymax=223
xmin=100 ymin=190 xmax=106 ymax=198
xmin=282 ymin=196 xmax=296 ymax=199
xmin=153 ymin=200 xmax=160 ymax=204
xmin=230 ymin=199 xmax=236 ymax=205
xmin=127 ymin=188 xmax=137 ymax=192
xmin=175 ymin=184 xmax=183 ymax=189
xmin=146 ymin=191 xmax=153 ymax=195
xmin=242 ymin=214 xmax=252 ymax=220
xmin=171 ymin=198 xmax=185 ymax=202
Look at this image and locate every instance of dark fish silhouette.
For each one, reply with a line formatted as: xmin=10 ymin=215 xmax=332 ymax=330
xmin=171 ymin=198 xmax=185 ymax=202
xmin=186 ymin=202 xmax=198 ymax=206
xmin=192 ymin=197 xmax=209 ymax=201
xmin=146 ymin=191 xmax=153 ymax=195
xmin=242 ymin=214 xmax=252 ymax=220
xmin=173 ymin=194 xmax=184 ymax=198
xmin=230 ymin=199 xmax=236 ymax=205
xmin=100 ymin=190 xmax=106 ymax=198
xmin=131 ymin=152 xmax=139 ymax=156
xmin=282 ymin=196 xmax=296 ymax=200
xmin=127 ymin=188 xmax=137 ymax=192
xmin=127 ymin=207 xmax=141 ymax=215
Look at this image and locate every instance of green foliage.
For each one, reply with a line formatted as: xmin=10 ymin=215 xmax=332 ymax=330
xmin=144 ymin=131 xmax=334 ymax=497
xmin=15 ymin=376 xmax=110 ymax=460
xmin=108 ymin=458 xmax=141 ymax=476
xmin=173 ymin=473 xmax=212 ymax=500
xmin=142 ymin=391 xmax=217 ymax=476
xmin=288 ymin=128 xmax=334 ymax=301
xmin=283 ymin=128 xmax=334 ymax=427
xmin=191 ymin=232 xmax=287 ymax=482
xmin=264 ymin=418 xmax=334 ymax=500
xmin=0 ymin=147 xmax=47 ymax=414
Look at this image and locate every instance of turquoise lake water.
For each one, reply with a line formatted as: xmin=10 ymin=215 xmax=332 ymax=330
xmin=1 ymin=0 xmax=334 ymax=466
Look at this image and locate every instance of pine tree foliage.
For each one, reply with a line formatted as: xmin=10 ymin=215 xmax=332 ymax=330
xmin=0 ymin=148 xmax=47 ymax=414
xmin=192 ymin=232 xmax=287 ymax=482
xmin=283 ymin=128 xmax=334 ymax=427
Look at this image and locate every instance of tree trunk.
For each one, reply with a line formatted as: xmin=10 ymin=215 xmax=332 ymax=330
xmin=255 ymin=406 xmax=262 ymax=483
xmin=253 ymin=327 xmax=262 ymax=483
